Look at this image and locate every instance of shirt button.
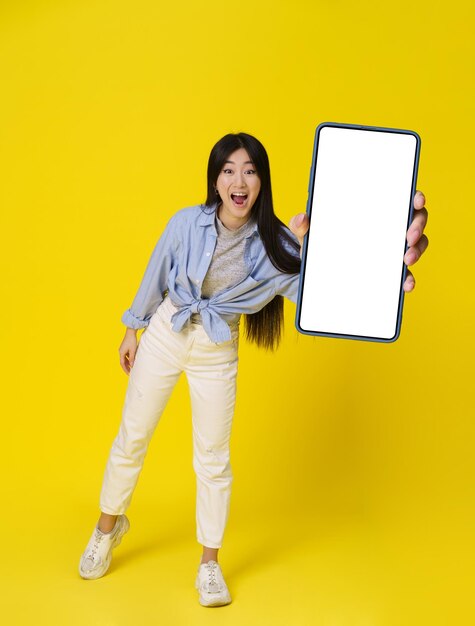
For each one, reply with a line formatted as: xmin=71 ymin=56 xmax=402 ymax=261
xmin=206 ymin=252 xmax=211 ymax=256
xmin=196 ymin=279 xmax=200 ymax=284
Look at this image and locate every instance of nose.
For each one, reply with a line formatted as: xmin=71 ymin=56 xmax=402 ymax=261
xmin=233 ymin=171 xmax=245 ymax=187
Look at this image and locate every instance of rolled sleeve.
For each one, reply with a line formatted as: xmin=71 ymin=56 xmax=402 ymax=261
xmin=121 ymin=214 xmax=180 ymax=329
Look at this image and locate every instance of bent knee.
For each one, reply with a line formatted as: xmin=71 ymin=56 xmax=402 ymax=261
xmin=193 ymin=446 xmax=232 ymax=480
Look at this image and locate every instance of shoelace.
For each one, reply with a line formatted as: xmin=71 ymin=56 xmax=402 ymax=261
xmin=204 ymin=562 xmax=221 ymax=593
xmin=87 ymin=530 xmax=105 ymax=562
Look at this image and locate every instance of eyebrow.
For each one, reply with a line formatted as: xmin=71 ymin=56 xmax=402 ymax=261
xmin=224 ymin=160 xmax=255 ymax=165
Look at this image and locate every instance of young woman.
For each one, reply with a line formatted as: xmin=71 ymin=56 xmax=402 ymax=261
xmin=78 ymin=132 xmax=429 ymax=607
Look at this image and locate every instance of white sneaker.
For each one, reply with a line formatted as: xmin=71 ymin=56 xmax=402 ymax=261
xmin=79 ymin=514 xmax=130 ymax=580
xmin=195 ymin=560 xmax=232 ymax=607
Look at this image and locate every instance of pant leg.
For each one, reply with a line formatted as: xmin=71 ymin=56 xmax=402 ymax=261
xmin=185 ymin=324 xmax=239 ymax=549
xmin=99 ymin=299 xmax=187 ymax=515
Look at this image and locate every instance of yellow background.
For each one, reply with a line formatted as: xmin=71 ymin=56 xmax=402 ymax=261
xmin=1 ymin=0 xmax=473 ymax=624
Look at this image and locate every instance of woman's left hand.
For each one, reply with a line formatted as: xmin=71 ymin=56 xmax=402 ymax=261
xmin=288 ymin=189 xmax=429 ymax=292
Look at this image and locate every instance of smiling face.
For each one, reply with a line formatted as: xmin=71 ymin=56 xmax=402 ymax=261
xmin=215 ymin=147 xmax=261 ymax=230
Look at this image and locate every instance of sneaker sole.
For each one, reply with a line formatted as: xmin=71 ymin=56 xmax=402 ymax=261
xmin=198 ymin=592 xmax=232 ymax=607
xmin=79 ymin=514 xmax=130 ymax=580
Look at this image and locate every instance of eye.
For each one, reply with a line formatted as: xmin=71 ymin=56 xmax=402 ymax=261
xmin=245 ymin=169 xmax=257 ymax=175
xmin=223 ymin=168 xmax=233 ymax=174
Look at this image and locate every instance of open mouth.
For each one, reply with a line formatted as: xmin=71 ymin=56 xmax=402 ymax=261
xmin=231 ymin=193 xmax=248 ymax=207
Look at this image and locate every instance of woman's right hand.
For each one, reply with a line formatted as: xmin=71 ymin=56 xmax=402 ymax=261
xmin=119 ymin=328 xmax=139 ymax=375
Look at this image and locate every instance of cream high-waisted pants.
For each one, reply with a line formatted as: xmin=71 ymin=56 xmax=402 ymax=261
xmin=99 ymin=295 xmax=239 ymax=549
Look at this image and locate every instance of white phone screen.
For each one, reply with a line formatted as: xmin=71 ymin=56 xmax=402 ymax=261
xmin=297 ymin=123 xmax=420 ymax=342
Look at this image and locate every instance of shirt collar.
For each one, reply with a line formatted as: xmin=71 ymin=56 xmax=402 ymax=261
xmin=198 ymin=203 xmax=218 ymax=227
xmin=198 ymin=202 xmax=259 ymax=238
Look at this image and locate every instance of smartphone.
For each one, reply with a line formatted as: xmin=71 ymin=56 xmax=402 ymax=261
xmin=295 ymin=122 xmax=421 ymax=342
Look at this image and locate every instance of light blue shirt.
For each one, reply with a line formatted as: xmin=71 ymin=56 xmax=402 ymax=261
xmin=121 ymin=203 xmax=300 ymax=343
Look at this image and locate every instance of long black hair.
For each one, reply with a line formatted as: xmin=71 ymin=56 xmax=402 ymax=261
xmin=204 ymin=132 xmax=301 ymax=350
